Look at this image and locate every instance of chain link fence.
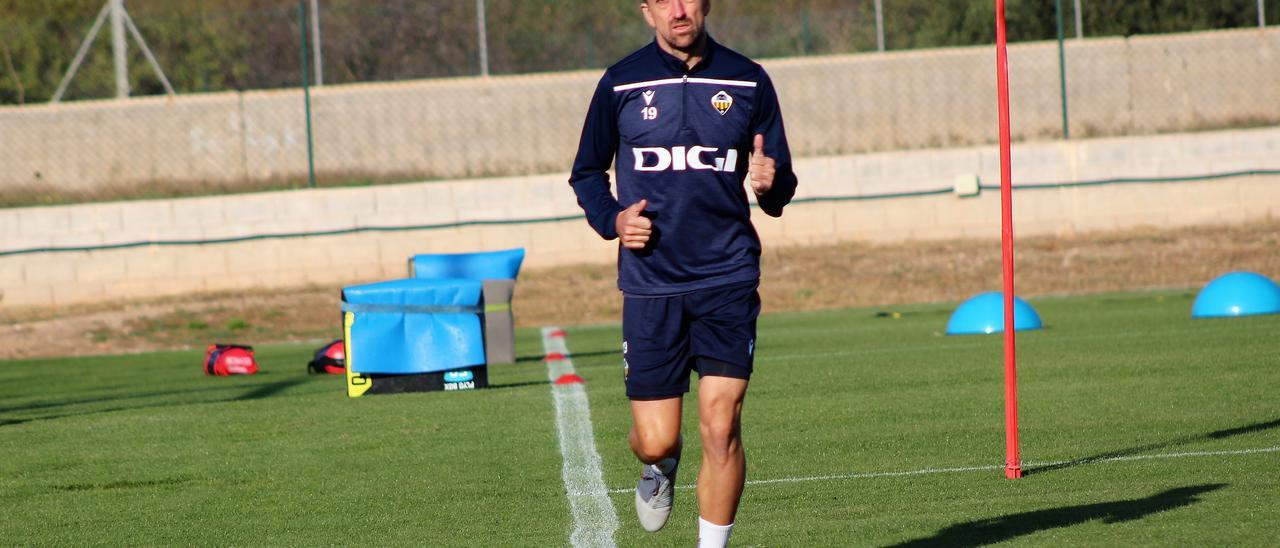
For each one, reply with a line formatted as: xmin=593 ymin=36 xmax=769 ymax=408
xmin=0 ymin=0 xmax=1276 ymax=207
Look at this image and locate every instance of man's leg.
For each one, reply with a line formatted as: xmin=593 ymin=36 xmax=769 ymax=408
xmin=685 ymin=281 xmax=758 ymax=545
xmin=629 ymin=396 xmax=683 ymax=532
xmin=629 ymin=396 xmax=683 ymax=463
xmin=622 ymin=288 xmax=691 ymax=532
xmin=695 ymin=375 xmax=748 ymax=526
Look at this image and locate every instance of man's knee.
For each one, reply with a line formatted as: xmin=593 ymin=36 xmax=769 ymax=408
xmin=699 ymin=412 xmax=741 ymax=442
xmin=697 ymin=377 xmax=747 ymax=458
xmin=631 ymin=427 xmax=681 ymax=462
xmin=698 ymin=413 xmax=741 ymax=459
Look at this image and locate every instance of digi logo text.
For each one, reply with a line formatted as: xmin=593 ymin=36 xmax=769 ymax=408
xmin=632 ymin=146 xmax=739 ymax=173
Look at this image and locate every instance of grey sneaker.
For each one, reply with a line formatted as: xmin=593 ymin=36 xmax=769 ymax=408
xmin=634 ymin=456 xmax=679 ymax=532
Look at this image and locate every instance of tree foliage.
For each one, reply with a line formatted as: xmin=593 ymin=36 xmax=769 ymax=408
xmin=1 ymin=0 xmax=1273 ymax=104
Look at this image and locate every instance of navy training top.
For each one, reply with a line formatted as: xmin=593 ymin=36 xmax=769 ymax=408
xmin=569 ymin=37 xmax=798 ymax=296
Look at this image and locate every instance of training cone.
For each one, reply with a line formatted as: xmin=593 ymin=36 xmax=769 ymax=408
xmin=1192 ymin=271 xmax=1280 ymax=318
xmin=946 ymin=292 xmax=1043 ymax=335
xmin=554 ymin=374 xmax=584 ymax=385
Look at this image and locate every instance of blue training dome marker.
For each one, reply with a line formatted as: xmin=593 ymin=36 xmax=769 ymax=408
xmin=946 ymin=292 xmax=1044 ymax=335
xmin=1191 ymin=271 xmax=1280 ymax=318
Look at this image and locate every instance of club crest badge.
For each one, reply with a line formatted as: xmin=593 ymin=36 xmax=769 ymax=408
xmin=711 ymin=90 xmax=733 ymax=115
xmin=642 ymin=89 xmax=656 ymax=106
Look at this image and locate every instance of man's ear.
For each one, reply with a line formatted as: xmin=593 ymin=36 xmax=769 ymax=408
xmin=640 ymin=1 xmax=656 ymax=29
xmin=704 ymin=0 xmax=712 ymax=16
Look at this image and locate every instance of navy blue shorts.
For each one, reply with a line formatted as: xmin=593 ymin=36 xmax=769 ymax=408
xmin=622 ymin=280 xmax=760 ymax=399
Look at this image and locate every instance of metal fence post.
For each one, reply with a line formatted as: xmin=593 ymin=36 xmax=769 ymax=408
xmin=299 ymin=1 xmax=316 ymax=189
xmin=1260 ymin=0 xmax=1267 ymax=28
xmin=1055 ymin=0 xmax=1070 ymax=139
xmin=874 ymin=0 xmax=885 ymax=52
xmin=477 ymin=0 xmax=489 ymax=76
xmin=310 ymin=0 xmax=323 ymax=86
xmin=111 ymin=0 xmax=128 ymax=98
xmin=1074 ymin=0 xmax=1083 ymax=39
xmin=52 ymin=1 xmax=110 ymax=103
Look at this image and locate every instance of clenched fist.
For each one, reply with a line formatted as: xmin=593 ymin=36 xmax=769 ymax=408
xmin=616 ymin=199 xmax=652 ymax=250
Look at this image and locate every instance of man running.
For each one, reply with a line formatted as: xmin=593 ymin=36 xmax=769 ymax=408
xmin=568 ymin=1 xmax=797 ymax=546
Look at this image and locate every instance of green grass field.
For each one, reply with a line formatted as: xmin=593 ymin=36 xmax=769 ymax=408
xmin=3 ymin=290 xmax=1278 ymax=546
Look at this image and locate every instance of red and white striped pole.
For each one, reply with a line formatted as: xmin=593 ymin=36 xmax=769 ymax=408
xmin=995 ymin=0 xmax=1022 ymax=480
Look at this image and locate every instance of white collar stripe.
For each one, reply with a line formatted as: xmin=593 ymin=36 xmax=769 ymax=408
xmin=612 ymin=78 xmax=684 ymax=92
xmin=612 ymin=77 xmax=757 ymax=92
xmin=688 ymin=77 xmax=757 ymax=87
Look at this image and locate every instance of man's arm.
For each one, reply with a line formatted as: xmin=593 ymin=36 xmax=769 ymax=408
xmin=569 ymin=73 xmax=625 ymax=240
xmin=749 ymin=70 xmax=798 ymax=217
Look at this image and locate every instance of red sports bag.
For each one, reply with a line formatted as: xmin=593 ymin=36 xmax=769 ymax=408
xmin=204 ymin=344 xmax=260 ymax=376
xmin=307 ymin=339 xmax=346 ymax=375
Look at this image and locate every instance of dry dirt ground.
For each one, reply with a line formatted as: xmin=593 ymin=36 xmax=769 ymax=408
xmin=2 ymin=219 xmax=1277 ymax=360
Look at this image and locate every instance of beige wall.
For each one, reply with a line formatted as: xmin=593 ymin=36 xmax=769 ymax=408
xmin=2 ymin=28 xmax=1277 ymax=193
xmin=2 ymin=126 xmax=1278 ymax=308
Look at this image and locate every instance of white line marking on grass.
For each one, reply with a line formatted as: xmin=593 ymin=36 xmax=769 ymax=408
xmin=1031 ymin=445 xmax=1280 ymax=467
xmin=606 ymin=464 xmax=999 ymax=493
xmin=753 ymin=343 xmax=977 ymax=363
xmin=543 ymin=327 xmax=619 ymax=548
xmin=606 ymin=445 xmax=1280 ymax=493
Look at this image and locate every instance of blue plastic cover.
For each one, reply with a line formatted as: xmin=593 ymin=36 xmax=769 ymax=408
xmin=1192 ymin=271 xmax=1280 ymax=318
xmin=343 ymin=278 xmax=485 ymax=374
xmin=411 ymin=248 xmax=525 ymax=280
xmin=946 ymin=292 xmax=1044 ymax=335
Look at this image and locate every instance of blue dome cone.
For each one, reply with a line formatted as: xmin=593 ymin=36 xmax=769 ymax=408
xmin=946 ymin=292 xmax=1044 ymax=335
xmin=1191 ymin=271 xmax=1280 ymax=318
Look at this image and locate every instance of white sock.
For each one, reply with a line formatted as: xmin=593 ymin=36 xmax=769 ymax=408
xmin=698 ymin=517 xmax=733 ymax=548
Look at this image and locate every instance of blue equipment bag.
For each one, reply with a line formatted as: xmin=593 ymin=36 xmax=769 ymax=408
xmin=342 ymin=278 xmax=488 ymax=397
xmin=409 ymin=248 xmax=525 ymax=364
xmin=408 ymin=248 xmax=525 ymax=280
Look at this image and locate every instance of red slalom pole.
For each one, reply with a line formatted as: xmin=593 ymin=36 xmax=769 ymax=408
xmin=995 ymin=0 xmax=1022 ymax=480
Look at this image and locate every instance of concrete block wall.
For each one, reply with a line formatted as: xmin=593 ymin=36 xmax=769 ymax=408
xmin=2 ymin=126 xmax=1277 ymax=309
xmin=755 ymin=174 xmax=1280 ymax=246
xmin=1 ymin=28 xmax=1276 ymax=193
